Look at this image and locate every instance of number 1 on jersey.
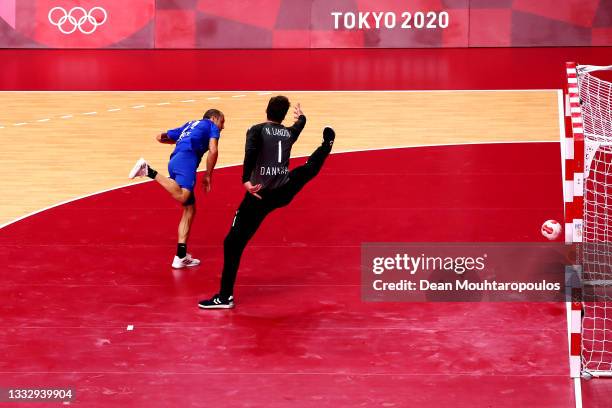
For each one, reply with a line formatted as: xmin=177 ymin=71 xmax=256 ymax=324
xmin=278 ymin=140 xmax=282 ymax=163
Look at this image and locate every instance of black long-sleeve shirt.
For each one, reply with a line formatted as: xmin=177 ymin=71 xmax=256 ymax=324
xmin=242 ymin=115 xmax=306 ymax=190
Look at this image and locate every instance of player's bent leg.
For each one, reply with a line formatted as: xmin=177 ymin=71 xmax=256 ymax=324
xmin=157 ymin=177 xmax=192 ymax=203
xmin=175 ymin=188 xmax=193 ymax=204
xmin=166 ymin=154 xmax=198 ymax=203
xmin=129 ymin=158 xmax=190 ymax=202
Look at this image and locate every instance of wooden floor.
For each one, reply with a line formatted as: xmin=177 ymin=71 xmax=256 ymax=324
xmin=0 ymin=90 xmax=561 ymax=226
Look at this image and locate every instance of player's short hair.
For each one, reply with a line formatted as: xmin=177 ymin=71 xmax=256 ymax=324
xmin=203 ymin=109 xmax=224 ymax=120
xmin=266 ymin=96 xmax=290 ymax=122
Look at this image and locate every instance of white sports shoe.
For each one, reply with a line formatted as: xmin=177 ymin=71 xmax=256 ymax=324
xmin=172 ymin=253 xmax=201 ymax=269
xmin=128 ymin=158 xmax=149 ymax=179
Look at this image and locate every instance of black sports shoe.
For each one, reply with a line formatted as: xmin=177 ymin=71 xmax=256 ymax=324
xmin=323 ymin=127 xmax=335 ymax=146
xmin=198 ymin=294 xmax=235 ymax=309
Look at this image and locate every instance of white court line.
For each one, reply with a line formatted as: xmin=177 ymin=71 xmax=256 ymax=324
xmin=83 ymin=112 xmax=97 ymax=116
xmin=131 ymin=105 xmax=145 ymax=109
xmin=107 ymin=108 xmax=121 ymax=112
xmin=13 ymin=122 xmax=27 ymax=126
xmin=60 ymin=115 xmax=73 ymax=119
xmin=37 ymin=118 xmax=50 ymax=122
xmin=0 ymin=139 xmax=558 ymax=231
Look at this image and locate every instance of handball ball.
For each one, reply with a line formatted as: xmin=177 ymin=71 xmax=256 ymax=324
xmin=541 ymin=220 xmax=562 ymax=240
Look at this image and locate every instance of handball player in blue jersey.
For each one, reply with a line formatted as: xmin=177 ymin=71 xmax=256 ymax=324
xmin=129 ymin=109 xmax=225 ymax=269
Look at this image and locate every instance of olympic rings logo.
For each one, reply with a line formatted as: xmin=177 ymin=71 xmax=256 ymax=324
xmin=48 ymin=6 xmax=108 ymax=35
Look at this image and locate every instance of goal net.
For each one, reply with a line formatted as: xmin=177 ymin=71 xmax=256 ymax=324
xmin=565 ymin=63 xmax=612 ymax=377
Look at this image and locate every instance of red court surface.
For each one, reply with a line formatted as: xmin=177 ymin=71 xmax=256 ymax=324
xmin=0 ymin=143 xmax=576 ymax=407
xmin=4 ymin=46 xmax=612 ymax=407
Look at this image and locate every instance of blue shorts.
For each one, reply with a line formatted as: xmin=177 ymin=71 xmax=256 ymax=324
xmin=168 ymin=152 xmax=199 ymax=191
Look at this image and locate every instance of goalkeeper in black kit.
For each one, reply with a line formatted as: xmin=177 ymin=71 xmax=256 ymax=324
xmin=199 ymin=96 xmax=335 ymax=309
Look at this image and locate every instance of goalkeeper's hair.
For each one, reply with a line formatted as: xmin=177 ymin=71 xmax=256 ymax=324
xmin=266 ymin=96 xmax=290 ymax=123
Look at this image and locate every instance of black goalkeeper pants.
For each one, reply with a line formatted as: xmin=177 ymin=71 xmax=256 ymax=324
xmin=219 ymin=143 xmax=332 ymax=298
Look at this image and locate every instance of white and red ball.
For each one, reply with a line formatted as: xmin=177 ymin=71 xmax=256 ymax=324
xmin=541 ymin=220 xmax=562 ymax=240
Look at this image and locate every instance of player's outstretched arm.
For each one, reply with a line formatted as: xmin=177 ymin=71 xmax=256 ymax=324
xmin=156 ymin=132 xmax=176 ymax=144
xmin=203 ymin=138 xmax=218 ymax=193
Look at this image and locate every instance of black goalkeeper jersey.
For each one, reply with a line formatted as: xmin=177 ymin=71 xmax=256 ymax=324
xmin=241 ymin=115 xmax=306 ymax=190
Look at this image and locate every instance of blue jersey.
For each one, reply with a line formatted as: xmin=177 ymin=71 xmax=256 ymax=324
xmin=167 ymin=119 xmax=220 ymax=161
